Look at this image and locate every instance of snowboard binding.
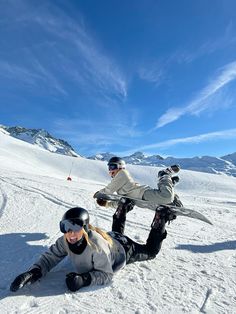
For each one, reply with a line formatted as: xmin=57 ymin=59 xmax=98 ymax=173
xmin=151 ymin=205 xmax=177 ymax=229
xmin=158 ymin=164 xmax=180 ymax=178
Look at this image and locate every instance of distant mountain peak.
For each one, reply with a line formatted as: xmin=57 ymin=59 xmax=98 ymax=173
xmin=88 ymin=151 xmax=236 ymax=177
xmin=1 ymin=125 xmax=79 ymax=157
xmin=87 ymin=152 xmax=115 ymax=161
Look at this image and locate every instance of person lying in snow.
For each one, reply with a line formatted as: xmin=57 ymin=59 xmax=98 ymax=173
xmin=10 ymin=206 xmax=176 ymax=293
xmin=94 ymin=157 xmax=182 ymax=234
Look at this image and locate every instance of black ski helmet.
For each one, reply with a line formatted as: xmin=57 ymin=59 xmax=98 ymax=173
xmin=108 ymin=156 xmax=126 ymax=169
xmin=60 ymin=207 xmax=90 ymax=233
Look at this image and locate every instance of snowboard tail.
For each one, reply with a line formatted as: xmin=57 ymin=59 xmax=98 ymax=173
xmin=94 ymin=192 xmax=213 ymax=225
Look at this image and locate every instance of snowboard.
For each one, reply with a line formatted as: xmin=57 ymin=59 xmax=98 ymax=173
xmin=94 ymin=192 xmax=213 ymax=225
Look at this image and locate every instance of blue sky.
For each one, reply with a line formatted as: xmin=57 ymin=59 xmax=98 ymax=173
xmin=1 ymin=0 xmax=236 ymax=158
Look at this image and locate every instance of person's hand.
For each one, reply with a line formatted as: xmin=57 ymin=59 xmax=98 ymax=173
xmin=66 ymin=272 xmax=91 ymax=292
xmin=93 ymin=191 xmax=107 ymax=206
xmin=96 ymin=198 xmax=108 ymax=207
xmin=10 ymin=268 xmax=42 ymax=292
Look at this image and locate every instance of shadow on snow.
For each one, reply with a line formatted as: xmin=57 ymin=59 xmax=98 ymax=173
xmin=0 ymin=232 xmax=106 ymax=301
xmin=175 ymin=240 xmax=236 ymax=253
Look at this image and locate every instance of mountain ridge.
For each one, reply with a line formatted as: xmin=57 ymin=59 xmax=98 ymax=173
xmin=88 ymin=152 xmax=236 ymax=177
xmin=1 ymin=124 xmax=236 ymax=177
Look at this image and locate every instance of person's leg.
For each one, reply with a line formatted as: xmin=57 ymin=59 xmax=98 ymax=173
xmin=143 ymin=165 xmax=180 ymax=205
xmin=125 ymin=207 xmax=176 ymax=264
xmin=125 ymin=230 xmax=167 ymax=264
xmin=169 ymin=193 xmax=183 ymax=207
xmin=112 ymin=198 xmax=134 ymax=234
xmin=143 ymin=175 xmax=174 ymax=205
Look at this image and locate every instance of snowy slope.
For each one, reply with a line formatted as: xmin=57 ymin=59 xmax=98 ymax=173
xmin=0 ymin=131 xmax=236 ymax=314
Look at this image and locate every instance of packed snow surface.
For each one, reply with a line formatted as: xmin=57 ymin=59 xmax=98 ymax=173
xmin=0 ymin=130 xmax=236 ymax=314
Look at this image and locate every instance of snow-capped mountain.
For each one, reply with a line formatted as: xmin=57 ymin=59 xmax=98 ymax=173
xmin=221 ymin=152 xmax=236 ymax=165
xmin=89 ymin=151 xmax=236 ymax=177
xmin=87 ymin=152 xmax=116 ymax=161
xmin=1 ymin=124 xmax=236 ymax=177
xmin=0 ymin=125 xmax=79 ymax=157
xmin=88 ymin=151 xmax=164 ymax=163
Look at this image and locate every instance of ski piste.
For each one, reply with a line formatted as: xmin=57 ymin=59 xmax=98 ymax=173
xmin=94 ymin=192 xmax=213 ymax=225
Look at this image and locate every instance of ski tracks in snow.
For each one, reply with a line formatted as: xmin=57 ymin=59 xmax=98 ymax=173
xmin=0 ymin=185 xmax=7 ymax=218
xmin=1 ymin=171 xmax=236 ymax=313
xmin=200 ymin=288 xmax=213 ymax=313
xmin=0 ymin=176 xmax=75 ymax=209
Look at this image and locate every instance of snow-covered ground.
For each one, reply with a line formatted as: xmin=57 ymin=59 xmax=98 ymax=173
xmin=0 ymin=130 xmax=236 ymax=314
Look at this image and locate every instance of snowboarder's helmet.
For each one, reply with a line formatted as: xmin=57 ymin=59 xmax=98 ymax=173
xmin=107 ymin=156 xmax=126 ymax=171
xmin=60 ymin=207 xmax=89 ymax=233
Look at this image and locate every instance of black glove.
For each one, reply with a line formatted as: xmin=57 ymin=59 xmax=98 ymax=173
xmin=66 ymin=272 xmax=91 ymax=292
xmin=10 ymin=267 xmax=42 ymax=292
xmin=96 ymin=198 xmax=108 ymax=207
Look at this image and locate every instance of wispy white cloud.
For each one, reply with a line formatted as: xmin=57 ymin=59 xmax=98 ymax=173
xmin=139 ymin=24 xmax=236 ymax=86
xmin=121 ymin=128 xmax=236 ymax=155
xmin=0 ymin=59 xmax=67 ymax=96
xmin=156 ymin=61 xmax=236 ymax=128
xmin=177 ymin=24 xmax=236 ymax=64
xmin=0 ymin=1 xmax=127 ymax=101
xmin=32 ymin=6 xmax=127 ymax=101
xmin=138 ymin=60 xmax=167 ymax=86
xmin=53 ymin=113 xmax=143 ymax=155
xmin=0 ymin=61 xmax=37 ymax=85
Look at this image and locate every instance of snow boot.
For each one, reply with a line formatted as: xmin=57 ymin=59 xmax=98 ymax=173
xmin=158 ymin=164 xmax=180 ymax=178
xmin=151 ymin=205 xmax=177 ymax=230
xmin=171 ymin=176 xmax=180 ymax=186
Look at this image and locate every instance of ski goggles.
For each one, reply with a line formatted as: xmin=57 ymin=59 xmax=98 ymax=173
xmin=108 ymin=163 xmax=119 ymax=171
xmin=60 ymin=220 xmax=83 ymax=233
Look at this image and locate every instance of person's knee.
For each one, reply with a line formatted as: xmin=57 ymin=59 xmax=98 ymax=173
xmin=160 ymin=188 xmax=174 ymax=203
xmin=147 ymin=251 xmax=159 ymax=260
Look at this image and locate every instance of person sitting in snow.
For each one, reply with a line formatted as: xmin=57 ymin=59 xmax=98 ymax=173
xmin=94 ymin=157 xmax=182 ymax=234
xmin=10 ymin=206 xmax=176 ymax=293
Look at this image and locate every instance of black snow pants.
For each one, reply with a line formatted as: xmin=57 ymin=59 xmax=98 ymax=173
xmin=109 ymin=224 xmax=167 ymax=264
xmin=111 ymin=197 xmax=167 ymax=263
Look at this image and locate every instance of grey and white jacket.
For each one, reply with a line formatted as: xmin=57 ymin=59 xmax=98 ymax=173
xmin=31 ymin=230 xmax=126 ymax=286
xmin=99 ymin=169 xmax=174 ymax=206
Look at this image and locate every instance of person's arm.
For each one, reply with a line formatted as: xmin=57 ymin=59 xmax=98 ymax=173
xmin=66 ymin=247 xmax=114 ymax=292
xmin=89 ymin=249 xmax=114 ymax=285
xmin=10 ymin=237 xmax=68 ymax=292
xmin=31 ymin=236 xmax=68 ymax=276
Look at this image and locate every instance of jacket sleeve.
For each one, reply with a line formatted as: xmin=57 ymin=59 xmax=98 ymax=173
xmin=89 ymin=250 xmax=114 ymax=285
xmin=31 ymin=236 xmax=68 ymax=276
